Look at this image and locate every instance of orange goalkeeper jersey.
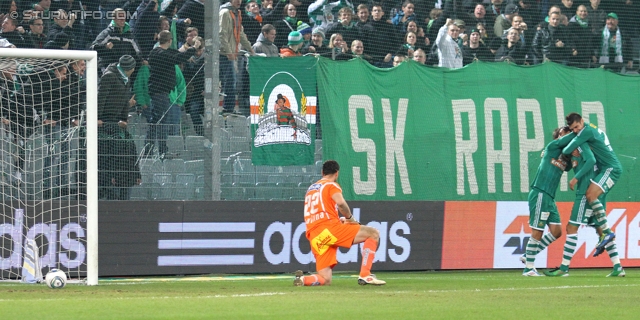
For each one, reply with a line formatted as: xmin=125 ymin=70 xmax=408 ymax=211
xmin=303 ymin=178 xmax=342 ymax=234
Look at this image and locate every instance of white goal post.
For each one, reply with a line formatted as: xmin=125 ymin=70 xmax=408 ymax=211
xmin=0 ymin=49 xmax=98 ymax=286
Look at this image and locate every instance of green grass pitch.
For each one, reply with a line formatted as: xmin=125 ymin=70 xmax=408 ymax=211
xmin=0 ymin=269 xmax=638 ymax=319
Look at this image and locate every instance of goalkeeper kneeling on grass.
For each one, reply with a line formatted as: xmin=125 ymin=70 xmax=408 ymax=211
xmin=295 ymin=160 xmax=386 ymax=286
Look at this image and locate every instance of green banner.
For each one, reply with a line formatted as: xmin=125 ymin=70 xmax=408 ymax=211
xmin=318 ymin=58 xmax=640 ymax=201
xmin=249 ymin=56 xmax=316 ymax=166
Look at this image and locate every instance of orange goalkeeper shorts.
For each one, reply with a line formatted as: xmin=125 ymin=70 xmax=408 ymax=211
xmin=306 ymin=223 xmax=360 ymax=271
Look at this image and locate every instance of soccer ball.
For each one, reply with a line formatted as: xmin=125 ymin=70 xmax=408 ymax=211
xmin=45 ymin=269 xmax=67 ymax=289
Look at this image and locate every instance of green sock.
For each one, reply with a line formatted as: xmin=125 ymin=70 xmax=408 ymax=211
xmin=538 ymin=233 xmax=557 ymax=253
xmin=605 ymin=241 xmax=621 ymax=267
xmin=525 ymin=238 xmax=540 ymax=269
xmin=589 ymin=199 xmax=607 ymax=223
xmin=560 ymin=234 xmax=578 ymax=272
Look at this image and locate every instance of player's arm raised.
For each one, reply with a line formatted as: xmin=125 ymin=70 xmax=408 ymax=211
xmin=332 ymin=192 xmax=358 ymax=224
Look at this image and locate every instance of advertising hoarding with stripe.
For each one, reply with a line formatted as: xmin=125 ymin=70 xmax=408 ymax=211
xmin=442 ymin=201 xmax=640 ymax=269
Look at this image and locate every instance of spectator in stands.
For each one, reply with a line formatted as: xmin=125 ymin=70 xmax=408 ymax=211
xmin=393 ymin=54 xmax=406 ymax=66
xmin=495 ymin=28 xmax=527 ymax=64
xmin=97 ymin=55 xmax=141 ymax=200
xmin=177 ymin=0 xmax=205 ymax=33
xmin=406 ymin=21 xmax=429 ymax=48
xmin=27 ymin=17 xmax=47 ymax=48
xmin=219 ymin=0 xmax=254 ymax=114
xmin=412 ymin=48 xmax=427 ymax=64
xmin=464 ymin=3 xmax=494 ymax=38
xmin=513 ymin=0 xmax=539 ymax=27
xmin=38 ymin=61 xmax=68 ymax=198
xmin=586 ymin=0 xmax=606 ymax=33
xmin=463 ymin=28 xmax=493 ymax=65
xmin=183 ymin=36 xmax=206 ymax=136
xmin=259 ymin=0 xmax=285 ymax=25
xmin=178 ymin=27 xmax=199 ymax=49
xmin=366 ymin=4 xmax=397 ymax=63
xmin=297 ymin=21 xmax=312 ymax=47
xmin=350 ymin=39 xmax=374 ymax=63
xmin=134 ymin=0 xmax=161 ymax=59
xmin=0 ymin=1 xmax=18 ymax=26
xmin=307 ymin=0 xmax=354 ymax=31
xmin=396 ymin=31 xmax=417 ymax=56
xmin=253 ymin=24 xmax=280 ymax=56
xmin=244 ymin=0 xmax=264 ymax=46
xmin=325 ymin=7 xmax=359 ymax=48
xmin=568 ymin=5 xmax=595 ymax=67
xmin=494 ymin=3 xmax=519 ymax=37
xmin=91 ymin=8 xmax=142 ymax=73
xmin=392 ymin=1 xmax=416 ymax=32
xmin=48 ymin=9 xmax=76 ymax=49
xmin=145 ymin=30 xmax=198 ymax=156
xmin=436 ymin=19 xmax=463 ymax=68
xmin=1 ymin=16 xmax=29 ymax=48
xmin=356 ymin=4 xmax=370 ymax=26
xmin=280 ymin=30 xmax=304 ymax=57
xmin=43 ymin=30 xmax=70 ymax=49
xmin=593 ymin=13 xmax=633 ymax=70
xmin=326 ymin=32 xmax=351 ymax=59
xmin=0 ymin=59 xmax=33 ymax=184
xmin=303 ymin=27 xmax=330 ymax=55
xmin=275 ymin=4 xmax=299 ymax=48
xmin=559 ymin=0 xmax=573 ymax=16
xmin=532 ymin=11 xmax=574 ymax=64
xmin=31 ymin=0 xmax=53 ymax=33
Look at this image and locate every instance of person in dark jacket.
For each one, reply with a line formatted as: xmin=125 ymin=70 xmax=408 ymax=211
xmin=26 ymin=17 xmax=47 ymax=48
xmin=0 ymin=59 xmax=34 ymax=183
xmin=495 ymin=28 xmax=528 ymax=64
xmin=97 ymin=55 xmax=141 ymax=200
xmin=0 ymin=16 xmax=29 ymax=48
xmin=133 ymin=0 xmax=161 ymax=59
xmin=177 ymin=0 xmax=204 ymax=33
xmin=91 ymin=8 xmax=142 ymax=72
xmin=47 ymin=9 xmax=76 ymax=49
xmin=44 ymin=31 xmax=70 ymax=49
xmin=144 ymin=30 xmax=197 ymax=156
xmin=532 ymin=12 xmax=574 ymax=64
xmin=183 ymin=36 xmax=206 ymax=135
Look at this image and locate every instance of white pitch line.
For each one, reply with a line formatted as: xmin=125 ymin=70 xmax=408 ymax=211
xmin=0 ymin=292 xmax=287 ymax=303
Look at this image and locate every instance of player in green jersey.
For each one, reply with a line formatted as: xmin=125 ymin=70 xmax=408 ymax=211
xmin=523 ymin=127 xmax=574 ymax=276
xmin=561 ymin=113 xmax=621 ymax=256
xmin=544 ymin=144 xmax=625 ymax=277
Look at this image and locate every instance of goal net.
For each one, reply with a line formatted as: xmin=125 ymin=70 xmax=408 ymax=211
xmin=0 ymin=50 xmax=98 ymax=285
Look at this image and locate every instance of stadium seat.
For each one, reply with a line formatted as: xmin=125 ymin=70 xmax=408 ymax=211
xmin=174 ymin=173 xmax=196 ymax=200
xmin=164 ymin=159 xmax=186 ymax=177
xmin=167 ymin=136 xmax=185 ymax=157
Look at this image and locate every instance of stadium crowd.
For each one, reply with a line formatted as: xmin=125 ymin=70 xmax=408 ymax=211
xmin=0 ymin=0 xmax=638 ymax=199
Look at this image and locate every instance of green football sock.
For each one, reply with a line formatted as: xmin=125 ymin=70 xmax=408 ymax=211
xmin=538 ymin=233 xmax=557 ymax=252
xmin=560 ymin=234 xmax=578 ymax=272
xmin=525 ymin=238 xmax=541 ymax=269
xmin=605 ymin=241 xmax=621 ymax=266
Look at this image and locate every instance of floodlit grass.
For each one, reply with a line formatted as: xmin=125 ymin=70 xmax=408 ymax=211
xmin=0 ymin=269 xmax=638 ymax=319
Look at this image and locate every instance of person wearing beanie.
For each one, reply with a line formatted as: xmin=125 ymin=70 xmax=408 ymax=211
xmin=462 ymin=28 xmax=493 ymax=65
xmin=96 ymin=54 xmax=141 ymax=200
xmin=303 ymin=27 xmax=330 ymax=55
xmin=281 ymin=30 xmax=304 ymax=56
xmin=297 ymin=21 xmax=312 ymax=45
